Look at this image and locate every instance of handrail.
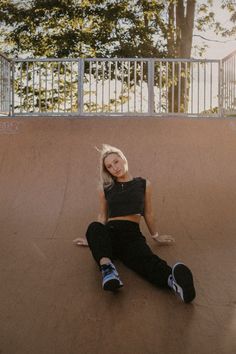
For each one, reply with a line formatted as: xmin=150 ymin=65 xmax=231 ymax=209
xmin=14 ymin=56 xmax=220 ymax=63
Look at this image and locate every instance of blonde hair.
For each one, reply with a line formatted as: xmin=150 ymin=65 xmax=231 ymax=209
xmin=96 ymin=144 xmax=128 ymax=189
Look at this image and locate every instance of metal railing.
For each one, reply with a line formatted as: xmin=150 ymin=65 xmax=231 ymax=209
xmin=12 ymin=58 xmax=81 ymax=116
xmin=1 ymin=51 xmax=236 ymax=117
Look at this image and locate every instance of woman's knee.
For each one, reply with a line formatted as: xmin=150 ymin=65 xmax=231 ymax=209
xmin=86 ymin=221 xmax=106 ymax=240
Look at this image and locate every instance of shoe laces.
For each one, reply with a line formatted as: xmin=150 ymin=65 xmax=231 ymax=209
xmin=101 ymin=263 xmax=115 ymax=277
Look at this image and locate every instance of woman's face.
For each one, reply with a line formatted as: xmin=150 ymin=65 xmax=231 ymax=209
xmin=104 ymin=153 xmax=127 ymax=179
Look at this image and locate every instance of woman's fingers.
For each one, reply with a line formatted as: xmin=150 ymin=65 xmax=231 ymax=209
xmin=152 ymin=234 xmax=175 ymax=245
xmin=73 ymin=237 xmax=89 ymax=246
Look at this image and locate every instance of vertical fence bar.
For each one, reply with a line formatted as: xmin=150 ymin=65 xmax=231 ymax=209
xmin=115 ymin=61 xmax=118 ymax=113
xmin=178 ymin=62 xmax=181 ymax=113
xmin=171 ymin=62 xmax=175 ymax=113
xmin=227 ymin=60 xmax=229 ymax=110
xmin=19 ymin=63 xmax=23 ymax=113
xmin=224 ymin=60 xmax=227 ymax=111
xmin=230 ymin=57 xmax=233 ymax=109
xmin=127 ymin=61 xmax=130 ymax=113
xmin=191 ymin=62 xmax=193 ymax=114
xmin=1 ymin=59 xmax=3 ymax=112
xmin=51 ymin=63 xmax=54 ymax=113
xmin=197 ymin=62 xmax=200 ymax=114
xmin=95 ymin=61 xmax=98 ymax=112
xmin=108 ymin=61 xmax=111 ymax=112
xmin=11 ymin=60 xmax=14 ymax=116
xmin=121 ymin=61 xmax=124 ymax=113
xmin=203 ymin=62 xmax=206 ymax=113
xmin=210 ymin=62 xmax=212 ymax=111
xmin=184 ymin=62 xmax=187 ymax=113
xmin=44 ymin=62 xmax=47 ymax=112
xmin=148 ymin=59 xmax=154 ymax=115
xmin=140 ymin=61 xmax=143 ymax=113
xmin=0 ymin=59 xmax=2 ymax=112
xmin=134 ymin=61 xmax=136 ymax=113
xmin=159 ymin=62 xmax=162 ymax=114
xmin=57 ymin=62 xmax=60 ymax=112
xmin=26 ymin=61 xmax=28 ymax=112
xmin=70 ymin=62 xmax=73 ymax=112
xmin=32 ymin=62 xmax=35 ymax=113
xmin=78 ymin=58 xmax=84 ymax=115
xmin=64 ymin=63 xmax=66 ymax=112
xmin=101 ymin=61 xmax=104 ymax=112
xmin=8 ymin=60 xmax=11 ymax=116
xmin=166 ymin=62 xmax=168 ymax=113
xmin=234 ymin=56 xmax=236 ymax=110
xmin=88 ymin=61 xmax=91 ymax=112
xmin=219 ymin=59 xmax=223 ymax=117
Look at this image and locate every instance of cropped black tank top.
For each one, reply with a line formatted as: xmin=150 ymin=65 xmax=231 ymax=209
xmin=104 ymin=177 xmax=146 ymax=218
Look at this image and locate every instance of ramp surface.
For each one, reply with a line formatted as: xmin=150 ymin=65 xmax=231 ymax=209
xmin=0 ymin=117 xmax=236 ymax=354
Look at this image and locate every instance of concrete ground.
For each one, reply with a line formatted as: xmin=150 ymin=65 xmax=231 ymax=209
xmin=0 ymin=117 xmax=236 ymax=354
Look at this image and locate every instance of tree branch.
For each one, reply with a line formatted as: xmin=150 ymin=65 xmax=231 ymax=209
xmin=193 ymin=34 xmax=236 ymax=43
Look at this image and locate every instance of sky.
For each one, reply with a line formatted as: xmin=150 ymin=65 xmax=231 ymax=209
xmin=193 ymin=0 xmax=236 ymax=59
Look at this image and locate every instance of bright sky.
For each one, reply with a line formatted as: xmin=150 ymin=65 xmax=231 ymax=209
xmin=193 ymin=0 xmax=236 ymax=59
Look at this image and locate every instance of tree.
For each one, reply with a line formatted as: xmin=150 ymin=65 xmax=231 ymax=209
xmin=2 ymin=0 xmax=231 ymax=59
xmin=166 ymin=0 xmax=232 ymax=112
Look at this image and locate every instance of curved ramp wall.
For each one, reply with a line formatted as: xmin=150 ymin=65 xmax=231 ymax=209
xmin=0 ymin=117 xmax=236 ymax=354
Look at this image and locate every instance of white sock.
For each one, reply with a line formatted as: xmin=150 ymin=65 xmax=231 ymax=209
xmin=168 ymin=274 xmax=173 ymax=288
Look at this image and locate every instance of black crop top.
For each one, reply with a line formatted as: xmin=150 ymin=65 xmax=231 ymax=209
xmin=104 ymin=177 xmax=146 ymax=218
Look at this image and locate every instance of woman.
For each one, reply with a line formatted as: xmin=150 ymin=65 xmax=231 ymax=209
xmin=74 ymin=144 xmax=196 ymax=303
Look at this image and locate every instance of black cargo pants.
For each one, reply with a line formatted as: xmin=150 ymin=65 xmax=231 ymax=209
xmin=86 ymin=220 xmax=172 ymax=288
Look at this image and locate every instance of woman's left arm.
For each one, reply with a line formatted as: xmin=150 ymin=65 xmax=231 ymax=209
xmin=144 ymin=180 xmax=175 ymax=245
xmin=143 ymin=180 xmax=159 ymax=236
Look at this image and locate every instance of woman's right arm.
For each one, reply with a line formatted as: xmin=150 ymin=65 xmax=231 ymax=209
xmin=97 ymin=188 xmax=108 ymax=224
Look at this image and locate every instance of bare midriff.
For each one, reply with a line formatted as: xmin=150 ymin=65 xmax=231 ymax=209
xmin=107 ymin=214 xmax=141 ymax=224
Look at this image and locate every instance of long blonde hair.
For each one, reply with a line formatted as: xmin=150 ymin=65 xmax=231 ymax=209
xmin=97 ymin=144 xmax=128 ymax=189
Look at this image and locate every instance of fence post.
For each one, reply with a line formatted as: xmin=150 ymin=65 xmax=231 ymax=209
xmin=148 ymin=59 xmax=155 ymax=115
xmin=9 ymin=60 xmax=14 ymax=116
xmin=7 ymin=60 xmax=11 ymax=116
xmin=78 ymin=58 xmax=84 ymax=116
xmin=218 ymin=59 xmax=224 ymax=118
xmin=0 ymin=53 xmax=12 ymax=116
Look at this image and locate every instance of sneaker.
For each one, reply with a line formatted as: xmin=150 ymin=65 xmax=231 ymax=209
xmin=169 ymin=262 xmax=196 ymax=303
xmin=101 ymin=263 xmax=123 ymax=291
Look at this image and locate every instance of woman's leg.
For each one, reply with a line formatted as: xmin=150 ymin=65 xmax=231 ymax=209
xmin=86 ymin=221 xmax=123 ymax=291
xmin=86 ymin=221 xmax=113 ymax=265
xmin=120 ymin=233 xmax=195 ymax=302
xmin=120 ymin=235 xmax=172 ymax=288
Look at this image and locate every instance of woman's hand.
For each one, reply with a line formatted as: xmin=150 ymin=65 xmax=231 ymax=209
xmin=151 ymin=233 xmax=175 ymax=246
xmin=73 ymin=237 xmax=89 ymax=247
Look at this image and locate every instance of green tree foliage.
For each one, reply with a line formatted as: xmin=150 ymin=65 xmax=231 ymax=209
xmin=1 ymin=0 xmax=235 ymax=59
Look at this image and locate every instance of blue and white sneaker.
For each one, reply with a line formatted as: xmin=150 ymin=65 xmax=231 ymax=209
xmin=101 ymin=262 xmax=123 ymax=291
xmin=169 ymin=262 xmax=196 ymax=303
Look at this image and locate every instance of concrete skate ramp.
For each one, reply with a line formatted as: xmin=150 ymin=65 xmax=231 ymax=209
xmin=0 ymin=117 xmax=236 ymax=354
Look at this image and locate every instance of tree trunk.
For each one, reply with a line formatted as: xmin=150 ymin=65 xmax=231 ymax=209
xmin=167 ymin=0 xmax=196 ymax=113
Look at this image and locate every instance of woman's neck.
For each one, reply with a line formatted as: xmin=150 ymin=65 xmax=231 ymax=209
xmin=116 ymin=172 xmax=133 ymax=183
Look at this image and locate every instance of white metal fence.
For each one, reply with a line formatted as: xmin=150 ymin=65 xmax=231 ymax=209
xmin=1 ymin=51 xmax=236 ymax=117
